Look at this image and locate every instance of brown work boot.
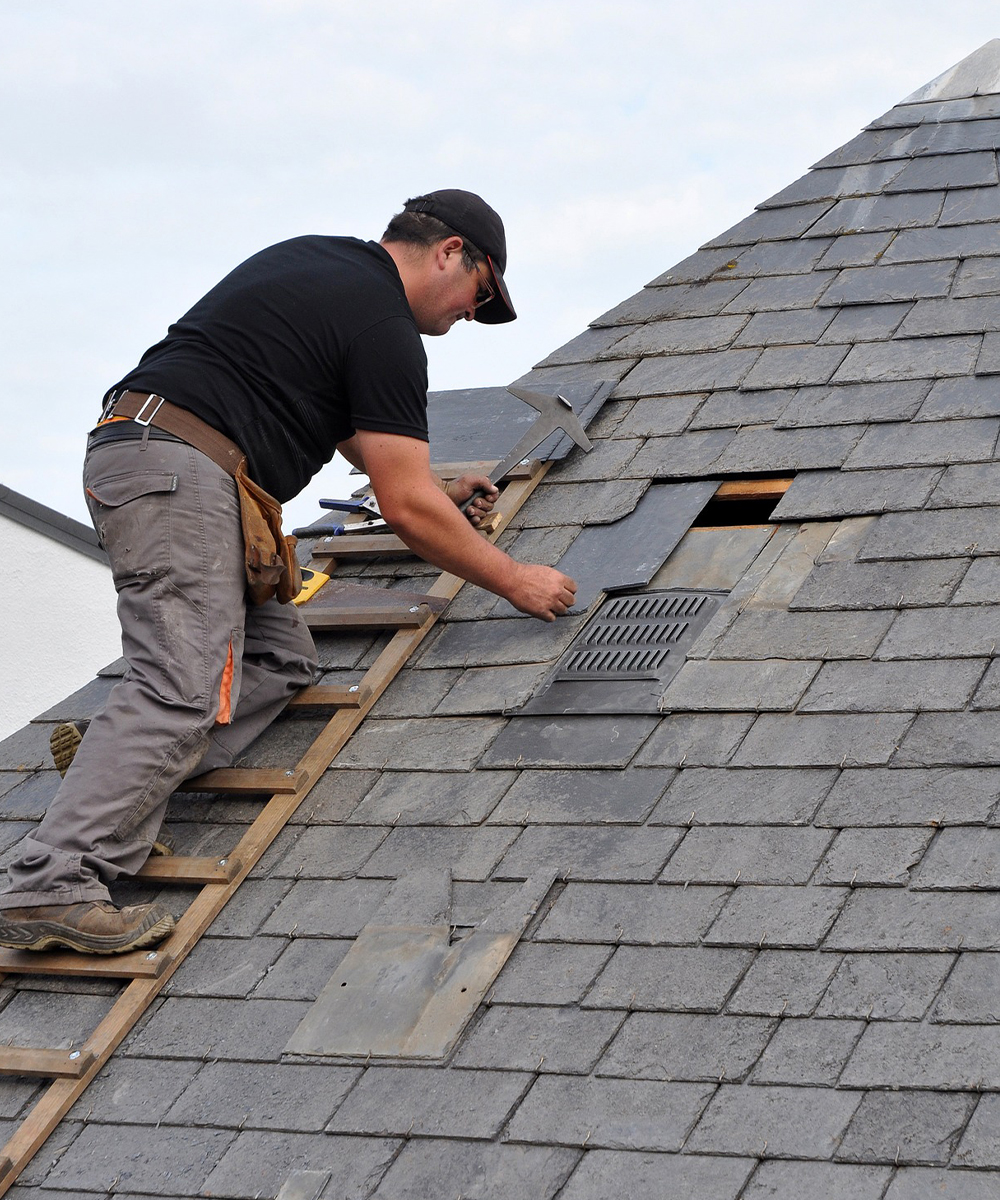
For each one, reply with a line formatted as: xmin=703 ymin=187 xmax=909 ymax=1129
xmin=49 ymin=721 xmax=90 ymax=777
xmin=0 ymin=900 xmax=175 ymax=954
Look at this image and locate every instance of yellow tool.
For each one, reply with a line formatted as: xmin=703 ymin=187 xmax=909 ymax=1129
xmin=291 ymin=567 xmax=330 ymax=606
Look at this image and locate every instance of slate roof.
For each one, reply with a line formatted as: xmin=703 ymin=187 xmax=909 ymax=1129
xmin=4 ymin=39 xmax=1000 ymax=1200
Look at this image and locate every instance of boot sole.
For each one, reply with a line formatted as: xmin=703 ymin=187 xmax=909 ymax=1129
xmin=49 ymin=723 xmax=84 ymax=778
xmin=0 ymin=913 xmax=175 ymax=955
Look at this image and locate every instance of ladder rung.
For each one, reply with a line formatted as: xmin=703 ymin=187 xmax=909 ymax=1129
xmin=183 ymin=768 xmax=305 ymax=794
xmin=287 ymin=683 xmax=370 ymax=709
xmin=303 ymin=603 xmax=434 ymax=631
xmin=134 ymin=855 xmax=241 ymax=884
xmin=0 ymin=1048 xmax=96 ymax=1078
xmin=0 ymin=945 xmax=170 ymax=979
xmin=311 ymin=534 xmax=413 ymax=559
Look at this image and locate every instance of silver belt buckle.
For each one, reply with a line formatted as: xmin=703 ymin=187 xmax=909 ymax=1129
xmin=134 ymin=393 xmax=165 ymax=427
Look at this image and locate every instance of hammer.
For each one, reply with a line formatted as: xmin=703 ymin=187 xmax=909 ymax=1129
xmin=459 ymin=387 xmax=593 ymax=514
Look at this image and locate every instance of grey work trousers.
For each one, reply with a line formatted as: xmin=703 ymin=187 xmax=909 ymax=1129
xmin=2 ymin=435 xmax=318 ymax=907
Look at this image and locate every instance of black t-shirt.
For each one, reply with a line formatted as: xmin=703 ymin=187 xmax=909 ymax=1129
xmin=111 ymin=236 xmax=429 ymax=501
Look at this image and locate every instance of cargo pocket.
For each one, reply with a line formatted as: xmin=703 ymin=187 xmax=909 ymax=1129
xmin=84 ymin=470 xmax=178 ymax=584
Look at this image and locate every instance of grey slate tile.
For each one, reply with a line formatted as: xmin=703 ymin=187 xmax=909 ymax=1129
xmin=789 ymin=558 xmax=965 ymax=610
xmin=932 ymin=954 xmax=1000 ymax=1024
xmin=826 ymin=890 xmax=1000 ymax=951
xmin=878 ymin=608 xmax=1000 ymax=661
xmin=123 ymin=997 xmax=310 ymax=1061
xmin=811 ymin=125 xmax=911 ymax=168
xmin=708 ymin=422 xmax=864 ymax=472
xmin=722 ymin=271 xmax=838 ymax=313
xmin=598 ymin=1011 xmax=773 ymax=1083
xmin=557 ymin=1150 xmax=754 ymax=1200
xmin=838 ymin=1090 xmax=975 ymax=1165
xmin=163 ymin=934 xmax=284 ymax=998
xmin=609 ymin=394 xmax=707 ymax=437
xmin=623 ymin=429 xmax=737 ymax=478
xmin=912 ymin=827 xmax=1000 ymax=889
xmin=650 ymin=244 xmax=753 ymax=284
xmin=66 ymin=1057 xmax=200 ymax=1124
xmin=714 ymin=610 xmax=895 ymax=662
xmin=805 ymin=192 xmax=945 ymax=237
xmin=536 ymin=882 xmax=730 ymax=945
xmin=954 ymin=561 xmax=1000 ymax=609
xmin=419 ymin=615 xmax=584 ymax=670
xmin=359 ymin=825 xmax=518 ymax=881
xmin=818 ymin=951 xmax=953 ymax=1020
xmin=0 ymin=771 xmax=59 ymax=820
xmin=884 ymin=224 xmax=1000 ymax=264
xmin=685 ymin=1083 xmax=863 ymax=1158
xmin=884 ymin=118 xmax=1000 ymax=157
xmin=942 ymin=185 xmax=1000 ymax=226
xmin=490 ymin=942 xmax=614 ymax=1005
xmin=494 ymin=826 xmax=682 ymax=883
xmin=954 ymin=1096 xmax=1000 ymax=1167
xmin=0 ymin=723 xmax=54 ymax=771
xmin=482 ymin=716 xmax=657 ymax=769
xmin=250 ymin=937 xmax=352 ymax=1001
xmin=327 ymin=1065 xmax=532 ymax=1138
xmin=863 ymin=509 xmax=1000 ymax=561
xmin=775 ymin=380 xmax=931 ymax=428
xmin=814 ymin=827 xmax=934 ymax=886
xmin=487 ymin=768 xmax=673 ymax=824
xmin=819 ymin=301 xmax=915 ymax=343
xmin=742 ymin=1161 xmax=892 ymax=1200
xmin=954 ymin=255 xmax=1000 ymax=297
xmin=660 ymin=826 xmax=832 ymax=885
xmin=885 ymin=1168 xmax=1000 ymax=1200
xmin=732 ymin=713 xmax=912 ymax=768
xmin=834 ymin=338 xmax=983 ymax=387
xmin=166 ymin=1062 xmax=357 ymax=1130
xmin=820 ymin=260 xmax=957 ymax=305
xmin=732 ymin=308 xmax=835 ymax=347
xmin=534 ymin=323 xmax=637 ymax=366
xmin=516 ymin=478 xmax=649 ymax=528
xmin=817 ymin=230 xmax=897 ymax=267
xmin=705 ymin=202 xmax=834 ymax=247
xmin=740 ymin=344 xmax=850 ymax=390
xmin=268 ymin=824 xmax=387 ymax=878
xmin=590 ymin=280 xmax=752 ymax=327
xmin=902 ymin=296 xmax=1000 ymax=340
xmin=650 ymin=767 xmax=836 ymax=826
xmin=978 ymin=331 xmax=1000 ymax=374
xmin=204 ymin=1132 xmax=399 ymax=1200
xmin=545 ymin=436 xmax=641 ymax=483
xmin=583 ymin=946 xmax=753 ymax=1011
xmin=603 ymin=314 xmax=747 ymax=356
xmin=799 ymin=659 xmax=983 ymax=713
xmin=728 ymin=237 xmax=838 ymax=276
xmin=633 ymin=714 xmax=755 ymax=768
xmin=686 ymin=387 xmax=793 ymax=429
xmin=704 ymin=884 xmax=848 ymax=948
xmin=726 ymin=949 xmax=841 ymax=1017
xmin=763 ymin=162 xmax=907 ymax=206
xmin=347 ymin=768 xmax=514 ymax=825
xmin=658 ymin=659 xmax=819 ymax=713
xmin=504 ymin=1075 xmax=715 ymax=1151
xmin=896 ymin=712 xmax=1000 ymax=766
xmin=750 ymin=1016 xmax=863 ymax=1085
xmin=331 ymin=716 xmax=506 ymax=770
xmin=611 ymin=348 xmax=761 ymax=396
xmin=370 ymin=1141 xmax=579 ymax=1200
xmin=368 ymin=666 xmax=459 ymax=718
xmin=842 ymin=1022 xmax=1000 ymax=1089
xmin=774 ymin=467 xmax=941 ymax=521
xmin=453 ymin=1004 xmax=621 ymax=1074
xmin=0 ymin=991 xmax=111 ymax=1049
xmin=886 ymin=154 xmax=1000 ymax=193
xmin=918 ymin=375 xmax=1000 ymax=420
xmin=261 ymin=878 xmax=392 ymax=938
xmin=816 ymin=766 xmax=1000 ymax=827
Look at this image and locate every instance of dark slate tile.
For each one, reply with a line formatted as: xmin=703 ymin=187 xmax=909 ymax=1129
xmin=978 ymin=331 xmax=1000 ymax=374
xmin=611 ymin=349 xmax=761 ymax=397
xmin=583 ymin=946 xmax=752 ymax=1011
xmin=885 ymin=1168 xmax=1000 ymax=1200
xmin=261 ymin=878 xmax=392 ymax=938
xmin=633 ymin=715 xmax=755 ymax=768
xmin=705 ymin=202 xmax=834 ymax=247
xmin=623 ymin=429 xmax=736 ymax=478
xmin=371 ymin=1140 xmax=578 ymax=1200
xmin=953 ymin=1096 xmax=1000 ymax=1167
xmin=716 ymin=610 xmax=895 ymax=662
xmin=513 ymin=360 xmax=634 ymax=392
xmin=658 ymin=659 xmax=819 ymax=713
xmin=250 ymin=937 xmax=352 ymax=1001
xmin=687 ymin=388 xmax=793 ymax=429
xmin=819 ymin=261 xmax=957 ymax=306
xmin=799 ymin=659 xmax=983 ymax=713
xmin=650 ymin=767 xmax=836 ymax=826
xmin=818 ymin=951 xmax=953 ymax=1021
xmin=826 ymin=890 xmax=1000 ymax=952
xmin=811 ymin=125 xmax=911 ymax=168
xmin=505 ymin=1076 xmax=715 ymax=1151
xmin=0 ymin=991 xmax=111 ymax=1049
xmin=650 ymin=244 xmax=753 ymax=284
xmin=487 ymin=768 xmax=673 ymax=825
xmin=816 ymin=766 xmax=1000 ymax=827
xmin=490 ymin=942 xmax=613 ymax=1005
xmin=895 ymin=712 xmax=1000 ymax=767
xmin=327 ymin=1065 xmax=532 ymax=1138
xmin=292 ymin=768 xmax=379 ymax=825
xmin=932 ymin=953 xmax=1000 ymax=1024
xmin=704 ymin=885 xmax=848 ymax=948
xmin=973 ymin=656 xmax=1000 ymax=707
xmin=886 ymin=154 xmax=999 ymax=193
xmin=609 ymin=394 xmax=706 ymax=437
xmin=954 ymin=256 xmax=1000 ymax=297
xmin=534 ymin=324 xmax=638 ymax=367
xmin=941 ymin=186 xmax=1000 ymax=226
xmin=842 ymin=1023 xmax=1000 ymax=1089
xmin=204 ymin=1132 xmax=399 ymax=1200
xmin=726 ymin=949 xmax=841 ymax=1017
xmin=834 ymin=337 xmax=983 ymax=387
xmin=885 ymin=225 xmax=1000 ymax=266
xmin=494 ymin=826 xmax=681 ymax=883
xmin=368 ymin=667 xmax=459 ymax=718
xmin=742 ymin=1161 xmax=891 ymax=1199
xmin=685 ymin=1083 xmax=863 ymax=1158
xmin=660 ymin=826 xmax=832 ymax=885
xmin=789 ymin=558 xmax=965 ymax=611
xmin=66 ymin=1057 xmax=200 ymax=1124
xmin=536 ymin=882 xmax=730 ymax=945
xmin=0 ymin=771 xmax=59 ymax=821
xmin=775 ymin=379 xmax=930 ymax=427
xmin=750 ymin=1016 xmax=863 ymax=1085
xmin=902 ymin=297 xmax=1000 ymax=342
xmin=166 ymin=1062 xmax=357 ymax=1130
xmin=513 ymin=479 xmax=648 ymax=528
xmin=454 ymin=1004 xmax=621 ymax=1074
xmin=740 ymin=345 xmax=852 ymax=391
xmin=123 ymin=997 xmax=310 ymax=1061
xmin=482 ymin=716 xmax=657 ymax=769
xmin=818 ymin=301 xmax=914 ymax=343
xmin=805 ymin=192 xmax=945 ymax=237
xmin=912 ymin=827 xmax=1000 ymax=889
xmin=163 ymin=934 xmax=284 ymax=998
xmin=347 ymin=768 xmax=515 ymax=825
xmin=917 ymin=376 xmax=1000 ymax=422
xmin=603 ymin=315 xmax=747 ymax=357
xmin=590 ymin=280 xmax=752 ymax=327
xmin=545 ymin=437 xmax=641 ymax=484
xmin=817 ymin=231 xmax=897 ymax=268
xmin=0 ymin=723 xmax=54 ymax=771
xmin=877 ymin=607 xmax=1000 ymax=659
xmin=732 ymin=309 xmax=836 ymax=348
xmin=773 ymin=467 xmax=940 ymax=520
xmin=358 ymin=825 xmax=518 ymax=881
xmin=597 ymin=1012 xmax=774 ymax=1082
xmin=331 ymin=716 xmax=506 ymax=770
xmin=727 ymin=238 xmax=837 ymax=276
xmin=557 ymin=1150 xmax=754 ymax=1200
xmin=838 ymin=1090 xmax=975 ymax=1165
xmin=884 ymin=118 xmax=1000 ymax=158
xmin=814 ymin=827 xmax=934 ymax=887
xmin=722 ymin=272 xmax=838 ymax=313
xmin=846 ymin=417 xmax=999 ymax=469
xmin=266 ymin=825 xmax=387 ymax=878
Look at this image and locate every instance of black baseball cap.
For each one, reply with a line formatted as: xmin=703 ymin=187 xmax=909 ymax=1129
xmin=403 ymin=189 xmax=516 ymax=324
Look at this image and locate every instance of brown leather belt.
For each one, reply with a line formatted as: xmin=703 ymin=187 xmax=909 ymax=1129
xmin=106 ymin=392 xmax=246 ymax=478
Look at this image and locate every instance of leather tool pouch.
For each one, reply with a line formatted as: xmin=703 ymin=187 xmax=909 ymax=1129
xmin=234 ymin=462 xmax=302 ymax=606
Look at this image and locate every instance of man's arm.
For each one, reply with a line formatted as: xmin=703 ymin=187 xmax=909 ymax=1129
xmin=340 ymin=429 xmax=576 ymax=622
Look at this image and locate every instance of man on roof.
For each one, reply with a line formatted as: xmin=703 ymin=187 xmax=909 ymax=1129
xmin=0 ymin=189 xmax=577 ymax=955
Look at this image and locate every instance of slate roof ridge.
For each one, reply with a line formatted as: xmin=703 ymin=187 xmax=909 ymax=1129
xmin=0 ymin=481 xmax=108 ymax=565
xmin=902 ymin=38 xmax=1000 ymax=105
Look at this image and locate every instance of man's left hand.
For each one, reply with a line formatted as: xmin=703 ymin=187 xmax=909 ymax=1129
xmin=444 ymin=474 xmax=499 ymax=526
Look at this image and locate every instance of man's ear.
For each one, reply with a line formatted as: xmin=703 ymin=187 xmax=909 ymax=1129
xmin=435 ymin=235 xmax=465 ymax=270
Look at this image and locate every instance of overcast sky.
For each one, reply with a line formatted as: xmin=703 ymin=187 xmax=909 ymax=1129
xmin=2 ymin=1 xmax=998 ymax=533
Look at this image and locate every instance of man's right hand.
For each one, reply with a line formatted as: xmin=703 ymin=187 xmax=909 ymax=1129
xmin=506 ymin=563 xmax=578 ymax=622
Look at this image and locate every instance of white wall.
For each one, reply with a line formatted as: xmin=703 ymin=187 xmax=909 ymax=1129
xmin=0 ymin=517 xmax=120 ymax=742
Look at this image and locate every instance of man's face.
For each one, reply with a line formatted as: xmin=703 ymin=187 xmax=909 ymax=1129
xmin=412 ymin=242 xmax=484 ymax=337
